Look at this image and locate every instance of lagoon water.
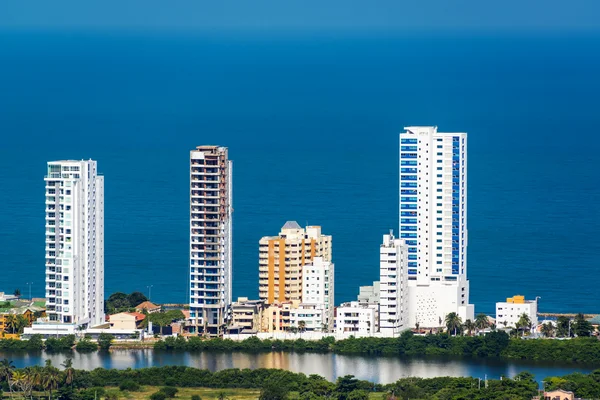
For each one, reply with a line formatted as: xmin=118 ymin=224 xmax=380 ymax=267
xmin=1 ymin=31 xmax=600 ymax=315
xmin=0 ymin=349 xmax=596 ymax=384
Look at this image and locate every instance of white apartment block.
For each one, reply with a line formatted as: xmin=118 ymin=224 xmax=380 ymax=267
xmin=189 ymin=146 xmax=233 ymax=335
xmin=335 ymin=301 xmax=378 ymax=335
xmin=290 ymin=303 xmax=326 ymax=332
xmin=495 ymin=295 xmax=538 ymax=330
xmin=379 ymin=231 xmax=408 ymax=336
xmin=302 ymin=257 xmax=334 ymax=331
xmin=400 ymin=126 xmax=474 ymax=328
xmin=44 ymin=160 xmax=104 ymax=327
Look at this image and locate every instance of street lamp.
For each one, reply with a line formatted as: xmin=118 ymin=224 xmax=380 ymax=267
xmin=147 ymin=285 xmax=153 ymax=301
xmin=26 ymin=282 xmax=33 ymax=302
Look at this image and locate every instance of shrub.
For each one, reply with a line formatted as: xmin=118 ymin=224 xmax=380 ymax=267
xmin=160 ymin=386 xmax=179 ymax=398
xmin=150 ymin=392 xmax=167 ymax=400
xmin=191 ymin=395 xmax=201 ymax=400
xmin=98 ymin=333 xmax=113 ymax=351
xmin=76 ymin=339 xmax=98 ymax=352
xmin=119 ymin=380 xmax=141 ymax=392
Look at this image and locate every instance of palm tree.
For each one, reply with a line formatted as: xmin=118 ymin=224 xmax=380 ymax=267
xmin=445 ymin=313 xmax=462 ymax=336
xmin=15 ymin=315 xmax=30 ymax=334
xmin=517 ymin=313 xmax=532 ymax=337
xmin=415 ymin=321 xmax=420 ymax=332
xmin=0 ymin=359 xmax=16 ymax=396
xmin=541 ymin=322 xmax=555 ymax=338
xmin=43 ymin=368 xmax=60 ymax=400
xmin=463 ymin=319 xmax=475 ymax=336
xmin=61 ymin=358 xmax=74 ymax=386
xmin=475 ymin=313 xmax=489 ymax=334
xmin=5 ymin=314 xmax=18 ymax=334
xmin=298 ymin=321 xmax=306 ymax=333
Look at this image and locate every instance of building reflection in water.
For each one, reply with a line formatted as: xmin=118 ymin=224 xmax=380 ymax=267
xmin=0 ymin=350 xmax=594 ymax=384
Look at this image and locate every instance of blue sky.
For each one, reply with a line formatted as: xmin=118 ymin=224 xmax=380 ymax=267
xmin=1 ymin=0 xmax=598 ymax=32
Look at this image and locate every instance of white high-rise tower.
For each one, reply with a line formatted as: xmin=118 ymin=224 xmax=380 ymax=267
xmin=400 ymin=126 xmax=474 ymax=328
xmin=44 ymin=160 xmax=105 ymax=327
xmin=189 ymin=146 xmax=233 ymax=335
xmin=379 ymin=231 xmax=408 ymax=336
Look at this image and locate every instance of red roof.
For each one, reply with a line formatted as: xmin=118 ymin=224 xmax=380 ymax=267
xmin=127 ymin=312 xmax=146 ymax=322
xmin=135 ymin=301 xmax=159 ymax=310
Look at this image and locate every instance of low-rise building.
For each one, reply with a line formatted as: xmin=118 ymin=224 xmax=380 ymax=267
xmin=0 ymin=304 xmax=46 ymax=335
xmin=261 ymin=301 xmax=297 ymax=333
xmin=495 ymin=295 xmax=538 ymax=330
xmin=335 ymin=301 xmax=378 ymax=335
xmin=135 ymin=301 xmax=161 ymax=314
xmin=109 ymin=312 xmax=145 ymax=330
xmin=357 ymin=282 xmax=380 ymax=304
xmin=290 ymin=303 xmax=326 ymax=332
xmin=229 ymin=297 xmax=265 ymax=333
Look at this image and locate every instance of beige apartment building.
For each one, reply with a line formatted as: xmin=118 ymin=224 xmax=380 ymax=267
xmin=259 ymin=222 xmax=331 ymax=304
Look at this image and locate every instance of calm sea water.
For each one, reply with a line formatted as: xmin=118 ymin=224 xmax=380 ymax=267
xmin=0 ymin=31 xmax=599 ymax=315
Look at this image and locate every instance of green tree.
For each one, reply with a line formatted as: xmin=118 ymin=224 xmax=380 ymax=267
xmin=298 ymin=321 xmax=306 ymax=333
xmin=573 ymin=313 xmax=593 ymax=337
xmin=15 ymin=315 xmax=29 ymax=333
xmin=475 ymin=313 xmax=489 ymax=333
xmin=463 ymin=319 xmax=475 ymax=336
xmin=556 ymin=316 xmax=571 ymax=337
xmin=61 ymin=358 xmax=75 ymax=386
xmin=541 ymin=322 xmax=555 ymax=338
xmin=13 ymin=289 xmax=21 ymax=297
xmin=4 ymin=315 xmax=18 ymax=334
xmin=517 ymin=313 xmax=532 ymax=336
xmin=127 ymin=292 xmax=148 ymax=308
xmin=98 ymin=333 xmax=114 ymax=350
xmin=259 ymin=381 xmax=289 ymax=400
xmin=445 ymin=313 xmax=462 ymax=336
xmin=0 ymin=359 xmax=15 ymax=396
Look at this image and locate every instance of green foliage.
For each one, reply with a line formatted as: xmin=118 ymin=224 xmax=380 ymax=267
xmin=98 ymin=333 xmax=114 ymax=351
xmin=160 ymin=386 xmax=179 ymax=398
xmin=1 ymin=363 xmax=600 ymax=400
xmin=191 ymin=395 xmax=202 ymax=400
xmin=105 ymin=291 xmax=148 ymax=314
xmin=147 ymin=310 xmax=185 ymax=335
xmin=46 ymin=335 xmax=76 ymax=352
xmin=574 ymin=313 xmax=593 ymax=337
xmin=75 ymin=338 xmax=98 ymax=352
xmin=150 ymin=391 xmax=167 ymax=400
xmin=119 ymin=380 xmax=141 ymax=391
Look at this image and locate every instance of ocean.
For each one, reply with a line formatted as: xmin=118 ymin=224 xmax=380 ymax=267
xmin=0 ymin=30 xmax=599 ymax=315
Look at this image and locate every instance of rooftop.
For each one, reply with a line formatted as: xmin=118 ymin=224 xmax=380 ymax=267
xmin=282 ymin=221 xmax=302 ymax=230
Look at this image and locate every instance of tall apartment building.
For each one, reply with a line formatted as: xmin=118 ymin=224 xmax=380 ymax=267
xmin=258 ymin=222 xmax=331 ymax=304
xmin=44 ymin=160 xmax=104 ymax=327
xmin=400 ymin=126 xmax=474 ymax=328
xmin=379 ymin=231 xmax=408 ymax=336
xmin=189 ymin=146 xmax=233 ymax=335
xmin=302 ymin=257 xmax=334 ymax=331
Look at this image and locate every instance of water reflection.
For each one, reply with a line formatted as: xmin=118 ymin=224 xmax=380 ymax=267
xmin=1 ymin=350 xmax=595 ymax=384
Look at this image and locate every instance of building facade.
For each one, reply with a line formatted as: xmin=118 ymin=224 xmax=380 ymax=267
xmin=357 ymin=282 xmax=380 ymax=304
xmin=189 ymin=146 xmax=233 ymax=335
xmin=495 ymin=295 xmax=538 ymax=330
xmin=379 ymin=231 xmax=408 ymax=335
xmin=400 ymin=126 xmax=473 ymax=328
xmin=259 ymin=222 xmax=331 ymax=304
xmin=290 ymin=303 xmax=326 ymax=332
xmin=230 ymin=297 xmax=265 ymax=333
xmin=335 ymin=301 xmax=378 ymax=335
xmin=44 ymin=160 xmax=104 ymax=327
xmin=301 ymin=257 xmax=334 ymax=331
xmin=261 ymin=301 xmax=296 ymax=333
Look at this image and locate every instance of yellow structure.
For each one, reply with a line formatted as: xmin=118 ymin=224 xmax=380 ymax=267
xmin=506 ymin=295 xmax=526 ymax=304
xmin=259 ymin=222 xmax=331 ymax=304
xmin=261 ymin=301 xmax=299 ymax=332
xmin=230 ymin=297 xmax=265 ymax=332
